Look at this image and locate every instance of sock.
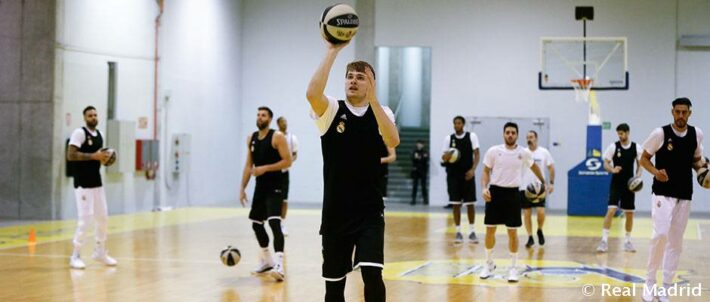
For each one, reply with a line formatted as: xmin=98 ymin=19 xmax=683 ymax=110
xmin=510 ymin=252 xmax=518 ymax=268
xmin=455 ymin=225 xmax=461 ymax=233
xmin=602 ymin=229 xmax=609 ymax=241
xmin=261 ymin=247 xmax=272 ymax=263
xmin=72 ymin=247 xmax=81 ymax=258
xmin=625 ymin=232 xmax=632 ymax=243
xmin=275 ymin=252 xmax=284 ymax=265
xmin=486 ymin=249 xmax=493 ymax=263
xmin=469 ymin=224 xmax=475 ymax=233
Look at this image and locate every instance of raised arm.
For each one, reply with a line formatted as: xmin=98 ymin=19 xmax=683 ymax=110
xmin=364 ymin=68 xmax=399 ymax=148
xmin=306 ymin=42 xmax=349 ymax=117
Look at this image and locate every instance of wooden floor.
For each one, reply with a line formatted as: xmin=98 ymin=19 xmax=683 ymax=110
xmin=1 ymin=206 xmax=709 ymax=301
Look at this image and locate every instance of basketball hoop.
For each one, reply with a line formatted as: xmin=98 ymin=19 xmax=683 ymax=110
xmin=571 ymin=78 xmax=593 ymax=103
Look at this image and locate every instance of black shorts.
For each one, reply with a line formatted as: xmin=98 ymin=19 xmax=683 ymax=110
xmin=248 ymin=184 xmax=284 ymax=222
xmin=608 ymin=182 xmax=635 ymax=211
xmin=282 ymin=171 xmax=290 ymax=200
xmin=447 ymin=173 xmax=476 ymax=204
xmin=321 ymin=212 xmax=385 ymax=281
xmin=484 ymin=185 xmax=522 ymax=228
xmin=520 ymin=190 xmax=546 ymax=209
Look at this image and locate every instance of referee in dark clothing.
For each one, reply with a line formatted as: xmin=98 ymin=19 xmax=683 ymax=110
xmin=307 ymin=39 xmax=399 ymax=302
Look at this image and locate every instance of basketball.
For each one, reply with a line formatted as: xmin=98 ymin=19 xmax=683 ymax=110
xmin=698 ymin=166 xmax=710 ymax=189
xmin=220 ymin=246 xmax=241 ymax=267
xmin=627 ymin=176 xmax=643 ymax=192
xmin=446 ymin=148 xmax=460 ymax=164
xmin=319 ymin=4 xmax=359 ymax=44
xmin=101 ymin=148 xmax=117 ymax=167
xmin=525 ymin=181 xmax=546 ymax=200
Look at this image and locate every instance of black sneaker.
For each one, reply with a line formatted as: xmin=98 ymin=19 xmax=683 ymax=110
xmin=537 ymin=229 xmax=545 ymax=246
xmin=525 ymin=236 xmax=534 ymax=248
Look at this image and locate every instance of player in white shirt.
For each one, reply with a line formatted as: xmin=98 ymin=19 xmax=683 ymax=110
xmin=277 ymin=116 xmax=299 ymax=236
xmin=479 ymin=122 xmax=544 ymax=282
xmin=519 ymin=130 xmax=555 ymax=248
xmin=639 ymin=98 xmax=705 ymax=302
xmin=441 ymin=116 xmax=480 ymax=244
xmin=66 ymin=106 xmax=117 ymax=269
xmin=596 ymin=123 xmax=643 ymax=253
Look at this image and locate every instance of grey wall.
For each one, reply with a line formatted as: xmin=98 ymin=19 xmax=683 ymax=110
xmin=0 ymin=0 xmax=57 ymax=219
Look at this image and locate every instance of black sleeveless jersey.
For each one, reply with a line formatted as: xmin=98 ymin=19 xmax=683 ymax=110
xmin=251 ymin=129 xmax=283 ymax=187
xmin=320 ymin=101 xmax=384 ymax=235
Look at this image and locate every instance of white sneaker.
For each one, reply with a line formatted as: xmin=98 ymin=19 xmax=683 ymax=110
xmin=92 ymin=248 xmax=118 ymax=266
xmin=507 ymin=267 xmax=519 ymax=283
xmin=270 ymin=262 xmax=285 ymax=282
xmin=281 ymin=224 xmax=289 ymax=237
xmin=69 ymin=255 xmax=86 ymax=269
xmin=596 ymin=239 xmax=608 ymax=253
xmin=479 ymin=261 xmax=496 ymax=279
xmin=642 ymin=281 xmax=655 ymax=302
xmin=252 ymin=257 xmax=274 ymax=274
xmin=624 ymin=241 xmax=636 ymax=253
xmin=658 ymin=284 xmax=671 ymax=302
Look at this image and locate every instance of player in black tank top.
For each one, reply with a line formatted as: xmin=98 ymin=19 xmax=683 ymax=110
xmin=307 ymin=41 xmax=399 ymax=302
xmin=639 ymin=98 xmax=706 ymax=297
xmin=239 ymin=107 xmax=292 ymax=281
xmin=597 ymin=123 xmax=642 ymax=253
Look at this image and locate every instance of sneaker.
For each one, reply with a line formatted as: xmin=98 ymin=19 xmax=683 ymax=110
xmin=69 ymin=255 xmax=86 ymax=269
xmin=525 ymin=236 xmax=535 ymax=248
xmin=596 ymin=240 xmax=608 ymax=253
xmin=270 ymin=262 xmax=285 ymax=282
xmin=454 ymin=232 xmax=464 ymax=244
xmin=92 ymin=248 xmax=118 ymax=266
xmin=642 ymin=287 xmax=654 ymax=302
xmin=479 ymin=261 xmax=496 ymax=279
xmin=658 ymin=284 xmax=671 ymax=302
xmin=624 ymin=241 xmax=636 ymax=253
xmin=252 ymin=258 xmax=274 ymax=274
xmin=468 ymin=232 xmax=479 ymax=244
xmin=281 ymin=224 xmax=289 ymax=237
xmin=507 ymin=267 xmax=519 ymax=283
xmin=537 ymin=229 xmax=545 ymax=246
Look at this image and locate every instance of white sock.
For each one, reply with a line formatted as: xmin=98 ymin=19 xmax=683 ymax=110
xmin=274 ymin=252 xmax=284 ymax=264
xmin=625 ymin=232 xmax=632 ymax=242
xmin=510 ymin=252 xmax=518 ymax=268
xmin=261 ymin=248 xmax=272 ymax=262
xmin=469 ymin=224 xmax=475 ymax=233
xmin=602 ymin=229 xmax=609 ymax=241
xmin=455 ymin=225 xmax=461 ymax=233
xmin=72 ymin=247 xmax=81 ymax=258
xmin=486 ymin=249 xmax=493 ymax=263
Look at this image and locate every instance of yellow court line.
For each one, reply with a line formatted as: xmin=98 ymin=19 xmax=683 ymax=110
xmin=1 ymin=208 xmax=706 ymax=250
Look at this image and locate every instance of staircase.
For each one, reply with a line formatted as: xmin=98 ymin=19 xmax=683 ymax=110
xmin=386 ymin=127 xmax=430 ymax=204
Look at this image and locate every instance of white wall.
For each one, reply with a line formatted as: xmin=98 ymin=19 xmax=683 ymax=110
xmin=372 ymin=0 xmax=710 ymax=212
xmin=53 ymin=0 xmax=243 ymax=218
xmin=239 ymin=0 xmax=356 ymax=203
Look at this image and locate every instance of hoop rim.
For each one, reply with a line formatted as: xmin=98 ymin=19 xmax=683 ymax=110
xmin=571 ymin=79 xmax=593 ymax=89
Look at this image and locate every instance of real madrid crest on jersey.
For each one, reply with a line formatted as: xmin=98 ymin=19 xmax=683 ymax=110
xmin=667 ymin=138 xmax=674 ymax=151
xmin=616 ymin=149 xmax=621 ymax=158
xmin=337 ymin=121 xmax=346 ymax=133
xmin=88 ymin=138 xmax=93 ymax=146
xmin=250 ymin=141 xmax=255 ymax=152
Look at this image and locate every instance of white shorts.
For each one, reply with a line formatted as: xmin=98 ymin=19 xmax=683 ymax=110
xmin=74 ymin=186 xmax=108 ymax=217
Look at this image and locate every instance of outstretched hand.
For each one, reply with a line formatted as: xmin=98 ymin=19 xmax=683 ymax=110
xmin=364 ymin=67 xmax=377 ymax=104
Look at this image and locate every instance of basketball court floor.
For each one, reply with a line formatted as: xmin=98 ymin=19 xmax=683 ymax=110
xmin=2 ymin=204 xmax=709 ymax=301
